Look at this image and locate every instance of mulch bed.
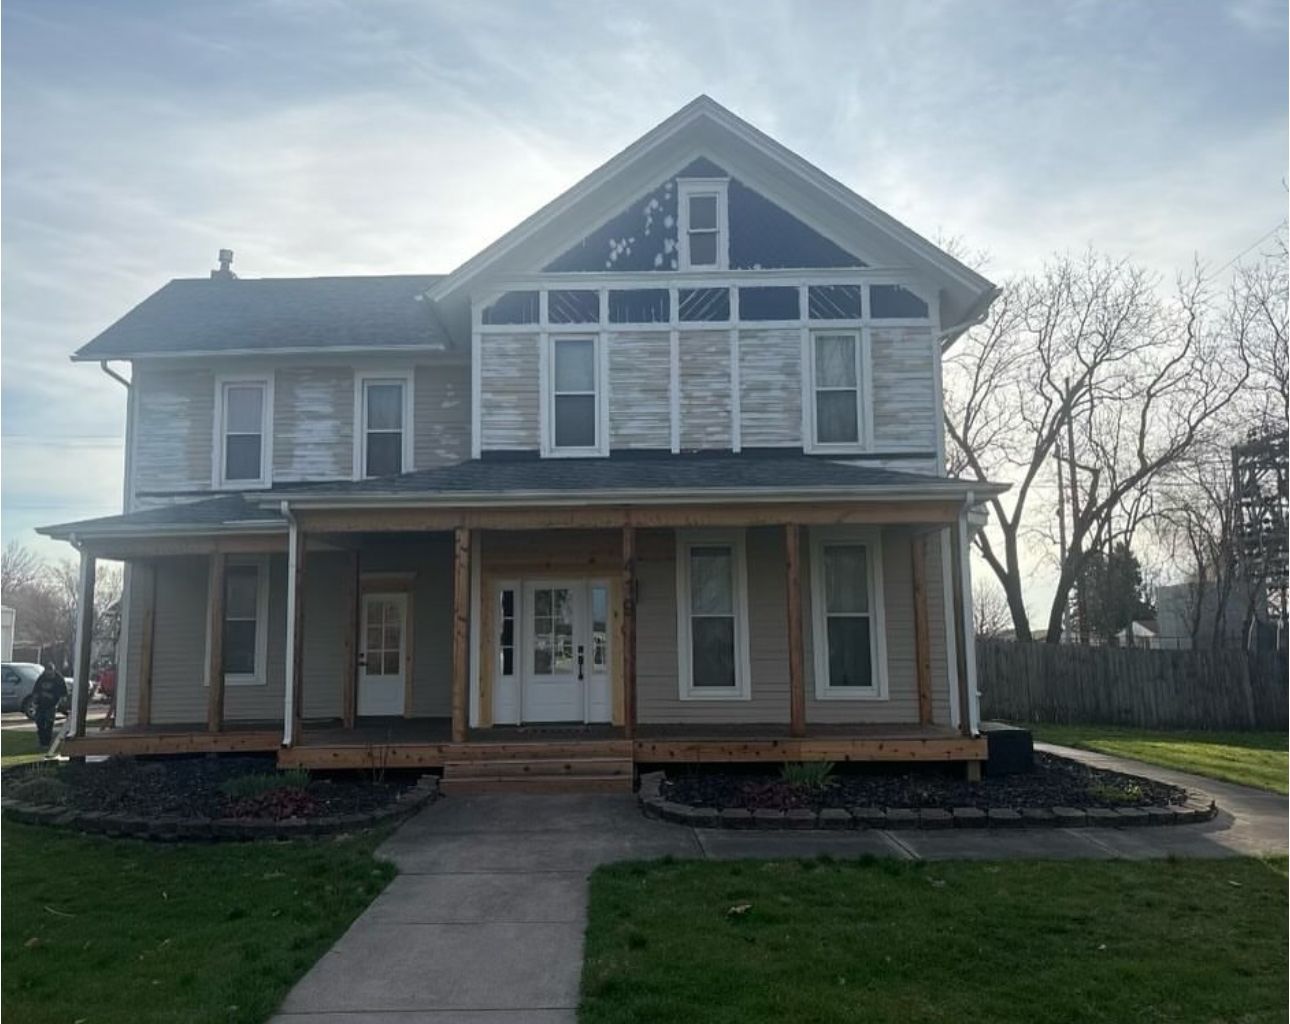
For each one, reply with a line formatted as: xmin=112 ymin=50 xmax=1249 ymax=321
xmin=661 ymin=753 xmax=1187 ymax=812
xmin=1 ymin=755 xmax=412 ymax=820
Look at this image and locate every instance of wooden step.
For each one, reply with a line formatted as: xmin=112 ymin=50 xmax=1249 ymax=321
xmin=440 ymin=774 xmax=633 ymax=795
xmin=443 ymin=757 xmax=633 ymax=781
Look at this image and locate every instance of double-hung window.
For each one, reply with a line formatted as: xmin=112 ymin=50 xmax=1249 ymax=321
xmin=356 ymin=373 xmax=413 ymax=478
xmin=549 ymin=336 xmax=603 ymax=453
xmin=809 ymin=530 xmax=888 ymax=699
xmin=207 ymin=556 xmax=270 ymax=686
xmin=676 ymin=531 xmax=750 ymax=700
xmin=215 ymin=377 xmax=271 ymax=487
xmin=810 ymin=330 xmax=866 ymax=448
xmin=678 ymin=179 xmax=729 ymax=271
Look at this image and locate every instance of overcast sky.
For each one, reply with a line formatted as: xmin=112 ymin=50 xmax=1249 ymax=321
xmin=2 ymin=0 xmax=1286 ymax=616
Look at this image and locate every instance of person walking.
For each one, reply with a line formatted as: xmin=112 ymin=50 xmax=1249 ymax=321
xmin=32 ymin=663 xmax=67 ymax=749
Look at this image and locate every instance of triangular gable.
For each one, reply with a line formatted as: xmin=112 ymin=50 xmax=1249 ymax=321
xmin=544 ymin=158 xmax=865 ymax=273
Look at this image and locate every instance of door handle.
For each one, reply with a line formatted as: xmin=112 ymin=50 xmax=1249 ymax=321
xmin=577 ymin=645 xmax=585 ymax=680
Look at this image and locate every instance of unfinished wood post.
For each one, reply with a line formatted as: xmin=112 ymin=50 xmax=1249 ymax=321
xmin=948 ymin=522 xmax=972 ymax=738
xmin=340 ymin=550 xmax=359 ymax=730
xmin=622 ymin=526 xmax=637 ymax=740
xmin=286 ymin=523 xmax=307 ymax=744
xmin=451 ymin=527 xmax=470 ymax=743
xmin=785 ymin=524 xmax=806 ymax=738
xmin=136 ymin=562 xmax=157 ymax=727
xmin=911 ymin=535 xmax=933 ymax=725
xmin=206 ymin=552 xmax=226 ymax=733
xmin=71 ymin=551 xmax=97 ymax=738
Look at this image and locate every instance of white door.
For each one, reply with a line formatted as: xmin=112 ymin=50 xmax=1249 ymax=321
xmin=358 ymin=592 xmax=407 ymax=716
xmin=522 ymin=581 xmax=582 ymax=722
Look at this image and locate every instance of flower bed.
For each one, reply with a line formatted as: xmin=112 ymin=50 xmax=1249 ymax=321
xmin=0 ymin=755 xmax=437 ymax=841
xmin=639 ymin=753 xmax=1217 ymax=830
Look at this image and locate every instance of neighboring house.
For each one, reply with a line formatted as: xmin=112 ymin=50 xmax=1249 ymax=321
xmin=1156 ymin=581 xmax=1264 ymax=651
xmin=40 ymin=97 xmax=1005 ymax=785
xmin=1113 ymin=619 xmax=1159 ymax=649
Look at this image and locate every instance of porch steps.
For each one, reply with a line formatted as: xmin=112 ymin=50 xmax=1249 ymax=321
xmin=440 ymin=755 xmax=634 ymax=794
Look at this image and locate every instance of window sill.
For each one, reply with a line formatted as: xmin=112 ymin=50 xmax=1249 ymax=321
xmin=678 ymin=688 xmax=752 ymax=702
xmin=814 ymin=687 xmax=887 ymax=701
xmin=202 ymin=676 xmax=267 ymax=688
xmin=804 ymin=443 xmax=870 ymax=456
xmin=542 ymin=447 xmax=609 ymax=459
xmin=214 ymin=479 xmax=271 ymax=491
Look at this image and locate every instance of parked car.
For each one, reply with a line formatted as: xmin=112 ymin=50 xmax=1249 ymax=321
xmin=1 ymin=662 xmax=71 ymax=718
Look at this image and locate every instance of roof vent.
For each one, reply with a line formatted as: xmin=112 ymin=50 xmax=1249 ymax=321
xmin=210 ymin=248 xmax=236 ymax=280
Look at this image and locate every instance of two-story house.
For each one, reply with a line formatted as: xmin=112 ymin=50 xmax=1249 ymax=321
xmin=42 ymin=96 xmax=1005 ymax=787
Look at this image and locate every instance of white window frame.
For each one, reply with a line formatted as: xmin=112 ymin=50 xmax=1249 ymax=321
xmin=809 ymin=527 xmax=889 ymax=700
xmin=212 ymin=374 xmax=273 ymax=489
xmin=805 ymin=328 xmax=872 ymax=453
xmin=353 ymin=370 xmax=415 ymax=480
xmin=677 ymin=178 xmax=730 ymax=272
xmin=675 ymin=529 xmax=752 ymax=701
xmin=543 ymin=333 xmax=608 ymax=457
xmin=203 ymin=555 xmax=271 ymax=687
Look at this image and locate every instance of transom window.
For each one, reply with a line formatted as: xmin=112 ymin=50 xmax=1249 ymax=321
xmin=811 ymin=331 xmax=865 ymax=448
xmin=550 ymin=336 xmax=602 ymax=452
xmin=678 ymin=179 xmax=729 ymax=271
xmin=676 ymin=531 xmax=750 ymax=700
xmin=216 ymin=378 xmax=270 ymax=487
xmin=810 ymin=531 xmax=888 ymax=700
xmin=356 ymin=374 xmax=412 ymax=478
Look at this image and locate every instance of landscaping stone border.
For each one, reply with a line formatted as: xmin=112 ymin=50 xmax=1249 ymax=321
xmin=0 ymin=775 xmax=439 ymax=842
xmin=636 ymin=771 xmax=1217 ymax=830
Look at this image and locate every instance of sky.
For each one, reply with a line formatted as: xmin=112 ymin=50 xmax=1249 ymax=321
xmin=2 ymin=0 xmax=1287 ymax=620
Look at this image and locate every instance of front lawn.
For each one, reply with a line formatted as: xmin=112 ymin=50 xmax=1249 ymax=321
xmin=1 ymin=823 xmax=395 ymax=1024
xmin=581 ymin=857 xmax=1288 ymax=1024
xmin=1 ymin=727 xmax=44 ymax=767
xmin=1029 ymin=724 xmax=1288 ymax=794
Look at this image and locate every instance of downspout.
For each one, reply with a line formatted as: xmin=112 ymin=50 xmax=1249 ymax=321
xmin=281 ymin=500 xmax=298 ymax=748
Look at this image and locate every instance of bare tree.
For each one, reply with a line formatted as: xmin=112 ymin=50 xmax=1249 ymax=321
xmin=2 ymin=542 xmax=42 ymax=597
xmin=972 ymin=577 xmax=1012 ymax=639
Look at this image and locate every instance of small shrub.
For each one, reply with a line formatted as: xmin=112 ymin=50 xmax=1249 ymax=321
xmin=226 ymin=788 xmax=318 ymax=820
xmin=781 ymin=761 xmax=836 ymax=791
xmin=1088 ymin=781 xmax=1144 ymax=806
xmin=12 ymin=775 xmax=71 ymax=806
xmin=219 ymin=768 xmax=310 ymax=801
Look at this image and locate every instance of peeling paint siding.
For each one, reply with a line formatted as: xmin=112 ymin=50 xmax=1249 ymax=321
xmin=274 ymin=367 xmax=353 ymax=481
xmin=480 ymin=333 xmax=540 ymax=451
xmin=610 ymin=332 xmax=671 ymax=449
xmin=871 ymin=327 xmax=938 ymax=451
xmin=679 ymin=331 xmax=732 ymax=450
xmin=738 ymin=328 xmax=801 ymax=447
xmin=301 ymin=551 xmax=348 ymax=718
xmin=415 ymin=364 xmax=471 ymax=468
xmin=132 ymin=364 xmax=214 ymax=496
xmin=117 ymin=565 xmax=154 ymax=727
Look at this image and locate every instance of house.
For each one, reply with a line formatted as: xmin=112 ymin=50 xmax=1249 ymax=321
xmin=1113 ymin=619 xmax=1159 ymax=649
xmin=40 ymin=96 xmax=1005 ymax=787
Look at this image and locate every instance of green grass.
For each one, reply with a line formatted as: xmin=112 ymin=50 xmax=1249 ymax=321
xmin=1 ymin=728 xmax=44 ymax=767
xmin=2 ymin=822 xmax=396 ymax=1024
xmin=581 ymin=856 xmax=1288 ymax=1024
xmin=1029 ymin=724 xmax=1288 ymax=794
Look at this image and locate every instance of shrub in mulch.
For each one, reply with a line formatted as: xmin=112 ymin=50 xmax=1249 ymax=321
xmin=661 ymin=753 xmax=1187 ymax=813
xmin=0 ymin=755 xmax=411 ymax=820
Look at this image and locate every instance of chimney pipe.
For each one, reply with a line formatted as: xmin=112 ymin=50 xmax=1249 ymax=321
xmin=210 ymin=248 xmax=236 ymax=280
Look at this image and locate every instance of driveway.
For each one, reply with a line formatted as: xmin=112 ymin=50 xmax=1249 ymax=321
xmin=269 ymin=748 xmax=1286 ymax=1023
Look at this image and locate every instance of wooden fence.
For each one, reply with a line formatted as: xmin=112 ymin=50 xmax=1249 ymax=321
xmin=977 ymin=639 xmax=1289 ymax=730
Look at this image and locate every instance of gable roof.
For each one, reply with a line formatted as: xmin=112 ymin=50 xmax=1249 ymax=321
xmin=73 ymin=274 xmax=451 ymax=361
xmin=429 ymin=95 xmax=997 ymax=340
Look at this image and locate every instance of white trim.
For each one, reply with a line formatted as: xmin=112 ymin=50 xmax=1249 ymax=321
xmin=204 ymin=554 xmax=272 ymax=688
xmin=957 ymin=508 xmax=981 ymax=735
xmin=212 ymin=374 xmax=274 ymax=490
xmin=675 ymin=529 xmax=752 ymax=701
xmin=543 ymin=333 xmax=609 ymax=457
xmin=808 ymin=526 xmax=890 ymax=700
xmin=677 ymin=177 xmax=730 ymax=272
xmin=116 ymin=563 xmax=132 ymax=726
xmin=929 ymin=291 xmax=946 ymax=475
xmin=283 ymin=520 xmax=298 ymax=745
xmin=939 ymin=528 xmax=962 ymax=730
xmin=804 ymin=328 xmax=872 ymax=453
xmin=352 ymin=370 xmax=415 ymax=480
xmin=471 ymin=301 xmax=483 ymax=459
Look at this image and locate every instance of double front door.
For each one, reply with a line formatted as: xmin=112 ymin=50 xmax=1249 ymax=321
xmin=508 ymin=579 xmax=612 ymax=724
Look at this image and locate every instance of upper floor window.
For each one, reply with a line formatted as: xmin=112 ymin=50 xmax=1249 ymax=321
xmin=677 ymin=179 xmax=729 ymax=271
xmin=355 ymin=372 xmax=413 ymax=479
xmin=809 ymin=330 xmax=868 ymax=450
xmin=547 ymin=335 xmax=605 ymax=455
xmin=215 ymin=376 xmax=271 ymax=488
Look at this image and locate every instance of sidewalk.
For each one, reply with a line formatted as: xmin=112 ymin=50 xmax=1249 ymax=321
xmin=268 ymin=748 xmax=1286 ymax=1022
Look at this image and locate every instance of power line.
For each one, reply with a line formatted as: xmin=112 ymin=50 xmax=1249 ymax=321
xmin=1211 ymin=220 xmax=1286 ymax=277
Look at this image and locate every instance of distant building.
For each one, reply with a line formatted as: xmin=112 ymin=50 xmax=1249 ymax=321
xmin=1155 ymin=581 xmax=1264 ymax=650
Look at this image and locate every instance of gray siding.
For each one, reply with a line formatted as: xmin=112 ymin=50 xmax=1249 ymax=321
xmin=132 ymin=364 xmax=215 ymax=496
xmin=480 ymin=333 xmax=540 ymax=450
xmin=609 ymin=332 xmax=670 ymax=449
xmin=274 ymin=366 xmax=353 ymax=481
xmin=679 ymin=331 xmax=732 ymax=450
xmin=871 ymin=327 xmax=938 ymax=451
xmin=739 ymin=328 xmax=801 ymax=447
xmin=415 ymin=363 xmax=471 ymax=468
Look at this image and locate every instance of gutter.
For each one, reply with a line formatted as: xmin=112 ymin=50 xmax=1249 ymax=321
xmin=938 ymin=286 xmax=1001 ymax=352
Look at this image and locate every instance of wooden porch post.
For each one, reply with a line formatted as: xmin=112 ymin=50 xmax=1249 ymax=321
xmin=451 ymin=526 xmax=470 ymax=743
xmin=911 ymin=536 xmax=933 ymax=725
xmin=286 ymin=523 xmax=307 ymax=744
xmin=206 ymin=552 xmax=226 ymax=733
xmin=136 ymin=562 xmax=157 ymax=728
xmin=785 ymin=525 xmax=806 ymax=738
xmin=622 ymin=526 xmax=637 ymax=740
xmin=340 ymin=550 xmax=359 ymax=730
xmin=71 ymin=550 xmax=97 ymax=739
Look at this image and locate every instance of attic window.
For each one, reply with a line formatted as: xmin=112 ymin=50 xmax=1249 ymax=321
xmin=678 ymin=179 xmax=729 ymax=271
xmin=870 ymin=285 xmax=929 ymax=319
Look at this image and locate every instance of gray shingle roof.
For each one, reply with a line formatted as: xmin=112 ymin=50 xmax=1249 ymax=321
xmin=74 ymin=274 xmax=451 ymax=360
xmin=39 ymin=494 xmax=283 ymax=537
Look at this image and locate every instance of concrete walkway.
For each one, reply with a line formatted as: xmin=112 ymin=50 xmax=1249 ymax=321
xmin=270 ymin=747 xmax=1286 ymax=1023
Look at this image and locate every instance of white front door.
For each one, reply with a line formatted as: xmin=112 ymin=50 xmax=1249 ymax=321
xmin=359 ymin=592 xmax=407 ymax=716
xmin=523 ymin=581 xmax=582 ymax=722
